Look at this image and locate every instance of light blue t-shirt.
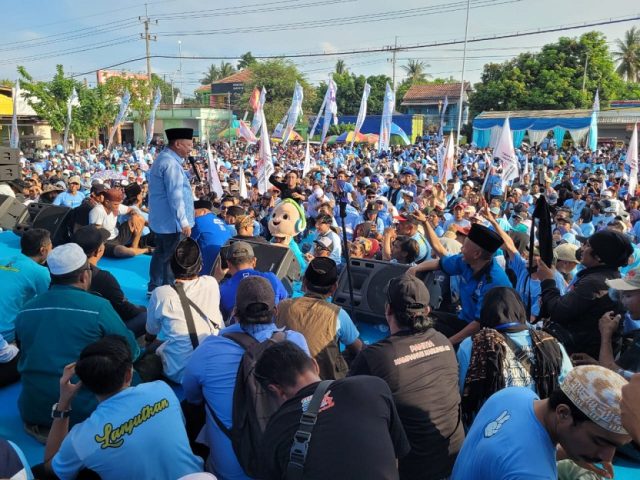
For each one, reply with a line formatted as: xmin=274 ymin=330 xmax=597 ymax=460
xmin=451 ymin=387 xmax=557 ymax=479
xmin=337 ymin=308 xmax=359 ymax=346
xmin=53 ymin=191 xmax=86 ymax=208
xmin=52 ymin=382 xmax=203 ymax=480
xmin=0 ymin=253 xmax=50 ymax=342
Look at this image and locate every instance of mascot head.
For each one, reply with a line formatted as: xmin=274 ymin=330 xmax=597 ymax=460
xmin=268 ymin=199 xmax=306 ymax=241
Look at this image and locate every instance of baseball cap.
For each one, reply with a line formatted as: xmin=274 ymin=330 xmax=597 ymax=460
xmin=606 ymin=267 xmax=640 ymax=291
xmin=235 ymin=276 xmax=276 ymax=316
xmin=314 ymin=236 xmax=334 ymax=252
xmin=71 ymin=226 xmax=110 ymax=255
xmin=68 ymin=175 xmax=82 ymax=185
xmin=560 ymin=365 xmax=628 ymax=435
xmin=304 ymin=257 xmax=338 ymax=287
xmin=90 ymin=183 xmax=107 ymax=195
xmin=393 ymin=212 xmax=419 ymax=224
xmin=47 ymin=243 xmax=88 ymax=275
xmin=386 ymin=274 xmax=430 ymax=313
xmin=554 ymin=243 xmax=579 ymax=263
xmin=225 ymin=241 xmax=254 ymax=261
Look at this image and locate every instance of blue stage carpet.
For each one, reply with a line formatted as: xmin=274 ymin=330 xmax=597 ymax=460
xmin=0 ymin=231 xmax=638 ymax=476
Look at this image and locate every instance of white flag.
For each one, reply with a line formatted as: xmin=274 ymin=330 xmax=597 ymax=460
xmin=107 ymin=89 xmax=131 ymax=150
xmin=494 ymin=118 xmax=519 ymax=184
xmin=207 ymin=143 xmax=224 ymax=198
xmin=250 ymin=87 xmax=267 ymax=135
xmin=350 ymin=82 xmax=371 ymax=149
xmin=63 ymin=87 xmax=79 ymax=152
xmin=627 ymin=123 xmax=638 ymax=196
xmin=282 ymin=82 xmax=304 ymax=146
xmin=302 ymin=139 xmax=311 ymax=177
xmin=440 ymin=133 xmax=455 ymax=183
xmin=257 ymin=110 xmax=274 ymax=194
xmin=10 ymin=79 xmax=20 ymax=149
xmin=146 ymin=87 xmax=162 ymax=146
xmin=378 ymin=82 xmax=395 ymax=152
xmin=309 ymin=89 xmax=328 ymax=140
xmin=174 ymin=92 xmax=183 ymax=105
xmin=320 ymin=78 xmax=337 ymax=144
xmin=238 ymin=166 xmax=248 ymax=199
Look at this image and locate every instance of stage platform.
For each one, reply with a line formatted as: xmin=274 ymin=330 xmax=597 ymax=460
xmin=0 ymin=231 xmax=638 ymax=476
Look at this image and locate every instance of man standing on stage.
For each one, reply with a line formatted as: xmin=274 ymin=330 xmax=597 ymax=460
xmin=148 ymin=128 xmax=195 ymax=293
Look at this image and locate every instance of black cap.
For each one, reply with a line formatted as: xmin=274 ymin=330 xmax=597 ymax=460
xmin=235 ymin=276 xmax=276 ymax=316
xmin=387 ymin=274 xmax=430 ymax=313
xmin=71 ymin=225 xmax=110 ymax=255
xmin=467 ymin=224 xmax=503 ymax=254
xmin=165 ymin=128 xmax=194 ymax=142
xmin=225 ymin=241 xmax=254 ymax=261
xmin=588 ymin=230 xmax=633 ymax=268
xmin=304 ymin=257 xmax=338 ymax=287
xmin=171 ymin=238 xmax=202 ymax=277
xmin=90 ymin=183 xmax=107 ymax=195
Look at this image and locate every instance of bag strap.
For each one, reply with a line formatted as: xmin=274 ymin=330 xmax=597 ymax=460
xmin=286 ymin=380 xmax=333 ymax=480
xmin=172 ymin=283 xmax=200 ymax=350
xmin=500 ymin=330 xmax=534 ymax=374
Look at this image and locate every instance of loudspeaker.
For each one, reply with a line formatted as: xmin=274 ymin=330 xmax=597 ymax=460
xmin=0 ymin=195 xmax=28 ymax=231
xmin=13 ymin=203 xmax=75 ymax=246
xmin=216 ymin=238 xmax=301 ymax=295
xmin=332 ymin=258 xmax=446 ymax=324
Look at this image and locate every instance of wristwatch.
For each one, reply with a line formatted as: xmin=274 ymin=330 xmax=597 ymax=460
xmin=51 ymin=402 xmax=72 ymax=419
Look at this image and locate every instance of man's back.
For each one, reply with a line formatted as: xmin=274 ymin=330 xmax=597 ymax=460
xmin=349 ymin=329 xmax=464 ymax=480
xmin=451 ymin=388 xmax=556 ymax=480
xmin=51 ymin=382 xmax=202 ymax=480
xmin=191 ymin=212 xmax=233 ymax=275
xmin=15 ymin=285 xmax=140 ymax=426
xmin=261 ymin=376 xmax=410 ymax=480
xmin=219 ymin=270 xmax=288 ymax=320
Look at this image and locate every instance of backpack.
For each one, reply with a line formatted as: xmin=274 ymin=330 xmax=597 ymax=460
xmin=208 ymin=330 xmax=287 ymax=478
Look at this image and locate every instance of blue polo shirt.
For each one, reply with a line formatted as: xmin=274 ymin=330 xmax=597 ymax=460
xmin=219 ymin=269 xmax=289 ymax=320
xmin=439 ymin=254 xmax=511 ymax=324
xmin=191 ymin=213 xmax=233 ymax=276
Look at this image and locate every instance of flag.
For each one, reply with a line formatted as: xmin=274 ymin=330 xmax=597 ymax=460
xmin=257 ymin=110 xmax=274 ymax=194
xmin=238 ymin=167 xmax=248 ymax=199
xmin=249 ymin=87 xmax=260 ymax=112
xmin=494 ymin=118 xmax=519 ymax=184
xmin=238 ymin=120 xmax=257 ymax=143
xmin=62 ymin=87 xmax=80 ymax=152
xmin=207 ymin=143 xmax=224 ymax=198
xmin=438 ymin=95 xmax=449 ymax=140
xmin=593 ymin=88 xmax=600 ymax=112
xmin=309 ymin=88 xmax=328 ymax=140
xmin=146 ymin=87 xmax=162 ymax=146
xmin=302 ymin=139 xmax=311 ymax=177
xmin=440 ymin=133 xmax=455 ymax=183
xmin=588 ymin=88 xmax=600 ymax=151
xmin=107 ymin=89 xmax=131 ymax=150
xmin=250 ymin=87 xmax=266 ymax=134
xmin=10 ymin=79 xmax=20 ymax=149
xmin=627 ymin=123 xmax=638 ymax=196
xmin=282 ymin=82 xmax=304 ymax=145
xmin=320 ymin=77 xmax=337 ymax=144
xmin=350 ymin=82 xmax=371 ymax=150
xmin=378 ymin=82 xmax=395 ymax=152
xmin=174 ymin=92 xmax=183 ymax=105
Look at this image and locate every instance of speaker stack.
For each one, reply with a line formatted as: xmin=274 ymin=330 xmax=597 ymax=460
xmin=13 ymin=203 xmax=75 ymax=246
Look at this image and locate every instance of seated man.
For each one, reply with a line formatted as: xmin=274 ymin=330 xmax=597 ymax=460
xmin=146 ymin=238 xmax=223 ymax=383
xmin=257 ymin=341 xmax=411 ymax=479
xmin=276 ymin=257 xmax=362 ymax=380
xmin=42 ymin=336 xmax=203 ymax=480
xmin=191 ymin=199 xmax=233 ymax=276
xmin=314 ymin=214 xmax=342 ymax=265
xmin=53 ymin=176 xmax=85 ymax=208
xmin=89 ymin=188 xmax=148 ymax=258
xmin=217 ymin=241 xmax=288 ymax=322
xmin=15 ymin=243 xmax=141 ymax=439
xmin=182 ymin=276 xmax=309 ymax=479
xmin=71 ymin=225 xmax=147 ymax=337
xmin=72 ymin=183 xmax=106 ymax=230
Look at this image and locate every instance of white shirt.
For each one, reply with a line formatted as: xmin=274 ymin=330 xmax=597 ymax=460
xmin=89 ymin=204 xmax=129 ymax=240
xmin=147 ymin=276 xmax=223 ymax=383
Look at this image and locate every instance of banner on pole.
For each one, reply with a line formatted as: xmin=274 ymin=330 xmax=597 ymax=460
xmin=350 ymin=82 xmax=371 ymax=149
xmin=378 ymin=82 xmax=395 ymax=152
xmin=107 ymin=89 xmax=131 ymax=150
xmin=146 ymin=87 xmax=162 ymax=146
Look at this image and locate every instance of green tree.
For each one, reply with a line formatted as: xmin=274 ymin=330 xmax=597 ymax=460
xmin=613 ymin=27 xmax=640 ymax=82
xmin=401 ymin=59 xmax=430 ymax=83
xmin=0 ymin=79 xmax=13 ymax=87
xmin=218 ymin=62 xmax=236 ymax=80
xmin=366 ymin=74 xmax=393 ymax=114
xmin=237 ymin=51 xmax=257 ymax=70
xmin=240 ymin=58 xmax=315 ymax=130
xmin=469 ymin=31 xmax=634 ymax=117
xmin=201 ymin=64 xmax=219 ymax=85
xmin=335 ymin=59 xmax=347 ymax=74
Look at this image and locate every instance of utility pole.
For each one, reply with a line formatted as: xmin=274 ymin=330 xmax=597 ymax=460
xmin=139 ymin=4 xmax=157 ymax=97
xmin=392 ymin=36 xmax=398 ymax=91
xmin=228 ymin=92 xmax=233 ymax=145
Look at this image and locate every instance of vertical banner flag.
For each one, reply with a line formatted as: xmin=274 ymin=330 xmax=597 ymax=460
xmin=63 ymin=87 xmax=80 ymax=152
xmin=282 ymin=82 xmax=304 ymax=145
xmin=257 ymin=109 xmax=274 ymax=194
xmin=107 ymin=89 xmax=131 ymax=150
xmin=494 ymin=118 xmax=519 ymax=184
xmin=320 ymin=78 xmax=337 ymax=144
xmin=440 ymin=132 xmax=455 ymax=183
xmin=309 ymin=88 xmax=328 ymax=140
xmin=250 ymin=87 xmax=266 ymax=135
xmin=378 ymin=82 xmax=395 ymax=152
xmin=238 ymin=166 xmax=248 ymax=199
xmin=350 ymin=82 xmax=371 ymax=150
xmin=302 ymin=139 xmax=311 ymax=177
xmin=238 ymin=120 xmax=257 ymax=143
xmin=438 ymin=95 xmax=449 ymax=140
xmin=10 ymin=79 xmax=20 ymax=149
xmin=146 ymin=87 xmax=162 ymax=146
xmin=206 ymin=143 xmax=224 ymax=198
xmin=627 ymin=123 xmax=638 ymax=196
xmin=589 ymin=88 xmax=599 ymax=151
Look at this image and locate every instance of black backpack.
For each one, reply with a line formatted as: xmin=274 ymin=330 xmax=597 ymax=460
xmin=208 ymin=330 xmax=287 ymax=478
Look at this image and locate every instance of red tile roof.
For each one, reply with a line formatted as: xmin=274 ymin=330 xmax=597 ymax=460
xmin=402 ymin=82 xmax=471 ymax=105
xmin=195 ymin=84 xmax=210 ymax=92
xmin=212 ymin=69 xmax=252 ymax=85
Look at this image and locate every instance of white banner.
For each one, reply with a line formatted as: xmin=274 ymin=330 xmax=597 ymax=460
xmin=63 ymin=87 xmax=80 ymax=152
xmin=107 ymin=89 xmax=130 ymax=150
xmin=495 ymin=118 xmax=519 ymax=184
xmin=627 ymin=123 xmax=638 ymax=196
xmin=250 ymin=87 xmax=267 ymax=135
xmin=10 ymin=79 xmax=20 ymax=149
xmin=146 ymin=87 xmax=162 ymax=146
xmin=207 ymin=143 xmax=224 ymax=198
xmin=378 ymin=82 xmax=395 ymax=152
xmin=302 ymin=139 xmax=311 ymax=177
xmin=350 ymin=82 xmax=371 ymax=149
xmin=257 ymin=109 xmax=274 ymax=194
xmin=238 ymin=166 xmax=248 ymax=199
xmin=282 ymin=82 xmax=304 ymax=145
xmin=440 ymin=133 xmax=455 ymax=183
xmin=320 ymin=78 xmax=337 ymax=144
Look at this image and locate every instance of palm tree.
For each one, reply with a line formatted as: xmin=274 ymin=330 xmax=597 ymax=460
xmin=217 ymin=61 xmax=237 ymax=80
xmin=200 ymin=64 xmax=219 ymax=85
xmin=613 ymin=27 xmax=640 ymax=82
xmin=401 ymin=59 xmax=431 ymax=83
xmin=335 ymin=59 xmax=347 ymax=74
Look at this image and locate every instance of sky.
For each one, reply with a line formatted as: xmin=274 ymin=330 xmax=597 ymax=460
xmin=1 ymin=0 xmax=638 ymax=95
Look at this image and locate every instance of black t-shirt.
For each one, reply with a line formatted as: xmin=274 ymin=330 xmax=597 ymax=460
xmin=89 ymin=264 xmax=145 ymax=321
xmin=73 ymin=198 xmax=94 ymax=227
xmin=349 ymin=329 xmax=464 ymax=480
xmin=261 ymin=376 xmax=410 ymax=480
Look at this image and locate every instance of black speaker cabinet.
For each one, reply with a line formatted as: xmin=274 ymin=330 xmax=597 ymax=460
xmin=13 ymin=203 xmax=75 ymax=246
xmin=0 ymin=195 xmax=28 ymax=231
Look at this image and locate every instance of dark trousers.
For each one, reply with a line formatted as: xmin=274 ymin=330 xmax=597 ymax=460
xmin=0 ymin=354 xmax=19 ymax=387
xmin=148 ymin=232 xmax=182 ymax=291
xmin=124 ymin=310 xmax=147 ymax=338
xmin=432 ymin=311 xmax=469 ymax=339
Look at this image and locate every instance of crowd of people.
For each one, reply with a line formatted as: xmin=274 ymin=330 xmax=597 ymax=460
xmin=1 ymin=126 xmax=640 ymax=479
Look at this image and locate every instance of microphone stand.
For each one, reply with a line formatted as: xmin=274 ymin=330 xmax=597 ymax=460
xmin=338 ymin=196 xmax=356 ymax=322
